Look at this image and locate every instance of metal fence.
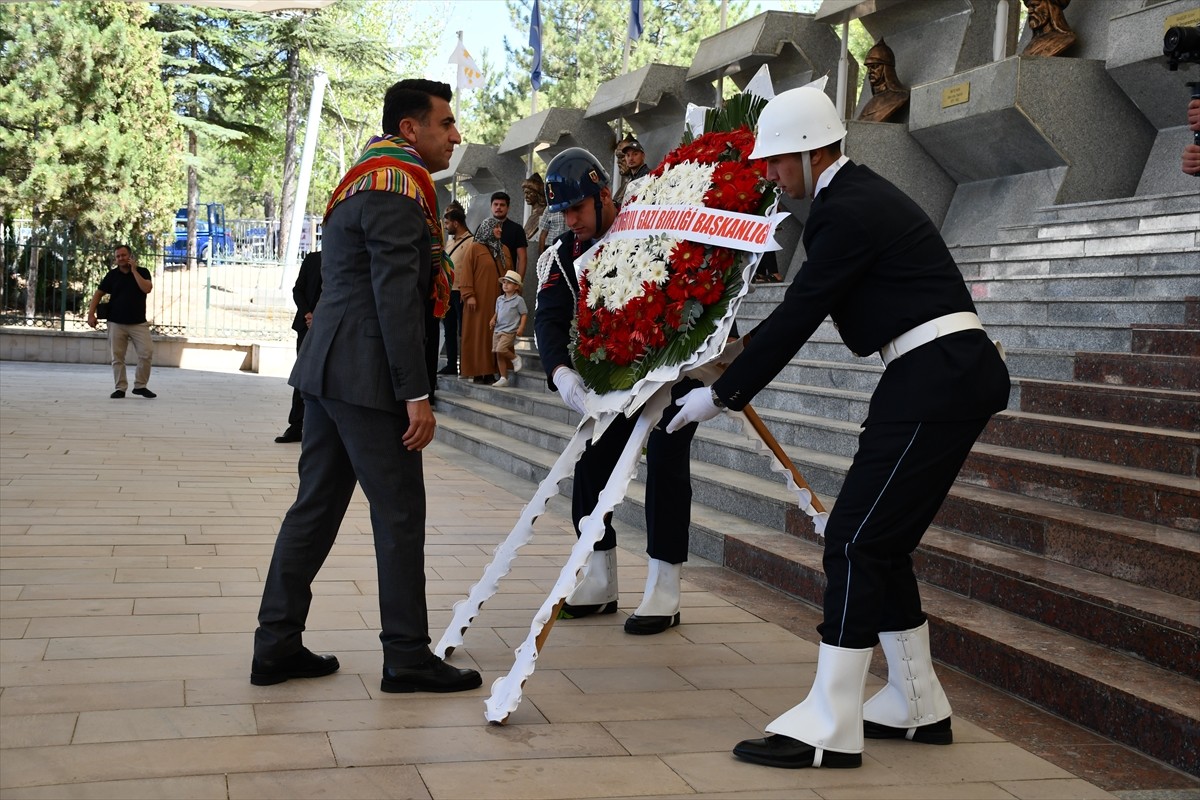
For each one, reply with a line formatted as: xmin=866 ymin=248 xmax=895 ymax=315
xmin=1 ymin=235 xmax=297 ymax=341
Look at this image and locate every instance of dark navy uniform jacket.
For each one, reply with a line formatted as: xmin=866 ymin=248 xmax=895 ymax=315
xmin=712 ymin=162 xmax=1010 ymax=424
xmin=534 ymin=231 xmax=586 ymax=393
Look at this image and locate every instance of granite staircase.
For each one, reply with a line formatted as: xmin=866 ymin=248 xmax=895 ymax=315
xmin=435 ymin=191 xmax=1200 ymax=776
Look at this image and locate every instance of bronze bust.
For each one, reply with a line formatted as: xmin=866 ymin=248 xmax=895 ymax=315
xmin=521 ymin=174 xmax=546 ymax=239
xmin=1021 ymin=0 xmax=1077 ymax=58
xmin=858 ymin=40 xmax=910 ymax=123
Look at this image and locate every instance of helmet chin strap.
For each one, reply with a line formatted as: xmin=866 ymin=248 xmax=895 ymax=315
xmin=802 ymin=150 xmax=815 ymax=200
xmin=592 ymin=193 xmax=605 ymax=242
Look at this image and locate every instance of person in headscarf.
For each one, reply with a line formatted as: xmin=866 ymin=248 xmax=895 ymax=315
xmin=458 ymin=216 xmax=512 ymax=383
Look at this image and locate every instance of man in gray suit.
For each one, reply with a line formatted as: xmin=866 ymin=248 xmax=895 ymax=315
xmin=252 ymin=79 xmax=481 ymax=694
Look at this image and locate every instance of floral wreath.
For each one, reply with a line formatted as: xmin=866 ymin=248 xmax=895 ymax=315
xmin=569 ymin=121 xmax=777 ymax=395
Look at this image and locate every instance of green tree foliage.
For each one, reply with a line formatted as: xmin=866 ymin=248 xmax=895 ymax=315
xmin=234 ymin=6 xmax=374 ymax=254
xmin=459 ymin=0 xmax=753 ymax=145
xmin=192 ymin=0 xmax=441 ymax=241
xmin=0 ymin=0 xmax=179 ymax=243
xmin=153 ymin=4 xmax=266 ymax=265
xmin=296 ymin=0 xmax=443 ymax=213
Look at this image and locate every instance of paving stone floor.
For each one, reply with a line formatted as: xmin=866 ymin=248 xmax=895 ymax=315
xmin=2 ymin=361 xmax=1197 ymax=799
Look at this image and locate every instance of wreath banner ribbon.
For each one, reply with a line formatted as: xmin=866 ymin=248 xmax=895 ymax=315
xmin=601 ymin=203 xmax=788 ymax=252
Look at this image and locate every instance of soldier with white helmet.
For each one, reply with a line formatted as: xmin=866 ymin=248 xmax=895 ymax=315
xmin=668 ymin=86 xmax=1011 ymax=769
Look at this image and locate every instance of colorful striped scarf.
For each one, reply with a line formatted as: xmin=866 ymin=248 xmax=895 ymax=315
xmin=324 ymin=134 xmax=452 ymax=318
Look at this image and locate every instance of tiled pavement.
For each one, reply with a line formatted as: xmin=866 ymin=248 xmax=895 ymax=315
xmin=2 ymin=361 xmax=1197 ymax=800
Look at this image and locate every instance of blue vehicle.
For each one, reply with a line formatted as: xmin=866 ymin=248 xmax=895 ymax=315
xmin=164 ymin=203 xmax=234 ymax=264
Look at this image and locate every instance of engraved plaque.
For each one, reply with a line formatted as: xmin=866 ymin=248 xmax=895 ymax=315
xmin=1165 ymin=8 xmax=1200 ymax=31
xmin=941 ymin=83 xmax=971 ymax=108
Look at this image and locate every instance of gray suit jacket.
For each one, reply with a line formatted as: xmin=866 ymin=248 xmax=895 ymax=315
xmin=290 ymin=191 xmax=432 ymax=414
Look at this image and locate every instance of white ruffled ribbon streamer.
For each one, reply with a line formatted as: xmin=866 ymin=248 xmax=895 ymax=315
xmin=729 ymin=410 xmax=828 ymax=536
xmin=483 ymin=385 xmax=674 ymax=723
xmin=682 ymin=359 xmax=827 ymax=537
xmin=434 ymin=416 xmax=596 ymax=660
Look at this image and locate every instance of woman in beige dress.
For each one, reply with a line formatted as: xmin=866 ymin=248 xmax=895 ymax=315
xmin=458 ymin=220 xmax=511 ymax=382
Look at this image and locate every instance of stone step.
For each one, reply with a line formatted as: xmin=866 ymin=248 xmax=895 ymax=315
xmin=737 ymin=418 xmax=1200 ymax=597
xmin=1029 ymin=191 xmax=1200 ymax=225
xmin=518 ymin=338 xmax=1071 ymax=388
xmin=963 ymin=270 xmax=1200 ymax=299
xmin=979 ymin=231 xmax=1198 ymax=263
xmin=434 ymin=398 xmax=798 ymax=560
xmin=992 ymin=212 xmax=1200 ymax=245
xmin=1016 ymin=376 xmax=1199 ymax=431
xmin=772 ymin=321 xmax=1137 ymax=360
xmin=437 ymin=382 xmax=1200 ymax=615
xmin=959 ymin=443 xmax=1200 ymax=532
xmin=976 ymin=298 xmax=1191 ymax=326
xmin=958 ymin=252 xmax=1199 ymax=282
xmin=718 ymin=527 xmax=1200 ymax=777
xmin=979 ymin=411 xmax=1200 ymax=477
xmin=734 ymin=303 xmax=1185 ymax=354
xmin=441 ymin=391 xmax=1200 ymax=652
xmin=735 ymin=295 xmax=1195 ymax=335
xmin=1073 ymin=351 xmax=1200 ymax=392
xmin=679 ymin=337 xmax=1190 ymax=394
xmin=933 ymin=482 xmax=1200 ymax=601
xmin=783 ymin=514 xmax=1199 ymax=680
xmin=435 ymin=384 xmax=1200 ymax=773
xmin=737 ymin=296 xmax=1190 ymax=327
xmin=999 ymin=348 xmax=1075 ymax=382
xmin=1132 ymin=326 xmax=1200 ymax=358
xmin=484 ymin=362 xmax=1197 ymax=527
xmin=774 ymin=358 xmax=882 ymax=395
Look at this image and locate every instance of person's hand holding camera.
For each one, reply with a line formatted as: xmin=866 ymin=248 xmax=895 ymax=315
xmin=1184 ymin=99 xmax=1200 ymax=176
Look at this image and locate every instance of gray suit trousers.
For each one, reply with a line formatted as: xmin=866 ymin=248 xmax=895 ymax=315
xmin=254 ymin=394 xmax=432 ymax=667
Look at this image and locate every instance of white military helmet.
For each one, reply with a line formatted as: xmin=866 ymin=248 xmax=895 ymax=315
xmin=749 ymin=86 xmax=847 ymax=160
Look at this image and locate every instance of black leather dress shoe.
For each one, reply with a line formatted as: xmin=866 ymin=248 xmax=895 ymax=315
xmin=381 ymin=655 xmax=482 ymax=693
xmin=110 ymin=390 xmax=125 ymax=399
xmin=557 ymin=599 xmax=618 ymax=619
xmin=864 ymin=716 xmax=953 ymax=744
xmin=732 ymin=734 xmax=862 ymax=769
xmin=623 ymin=612 xmax=680 ymax=635
xmin=131 ymin=387 xmax=157 ymax=398
xmin=274 ymin=428 xmax=302 ymax=443
xmin=250 ymin=647 xmax=340 ymax=686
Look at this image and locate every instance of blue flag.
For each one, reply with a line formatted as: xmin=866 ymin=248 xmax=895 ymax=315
xmin=530 ymin=0 xmax=543 ymax=91
xmin=628 ymin=0 xmax=644 ymax=41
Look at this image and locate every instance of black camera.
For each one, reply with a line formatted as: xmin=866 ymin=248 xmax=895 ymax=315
xmin=1164 ymin=25 xmax=1200 ymax=70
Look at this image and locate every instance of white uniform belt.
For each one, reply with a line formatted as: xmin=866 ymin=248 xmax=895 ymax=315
xmin=879 ymin=312 xmax=984 ymax=367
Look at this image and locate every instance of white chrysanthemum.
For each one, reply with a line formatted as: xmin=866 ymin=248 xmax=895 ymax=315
xmin=634 ymin=161 xmax=713 ymax=207
xmin=585 ymin=163 xmax=714 ymax=311
xmin=628 ymin=244 xmax=657 ymax=283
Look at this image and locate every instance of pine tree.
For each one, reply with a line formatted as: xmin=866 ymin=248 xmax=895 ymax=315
xmin=153 ymin=3 xmax=264 ymax=267
xmin=0 ymin=0 xmax=178 ymax=317
xmin=0 ymin=1 xmax=178 ymax=241
xmin=233 ymin=0 xmax=420 ymax=260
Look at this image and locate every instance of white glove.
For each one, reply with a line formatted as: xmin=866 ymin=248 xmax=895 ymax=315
xmin=553 ymin=367 xmax=589 ymax=416
xmin=666 ymin=385 xmax=721 ymax=433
